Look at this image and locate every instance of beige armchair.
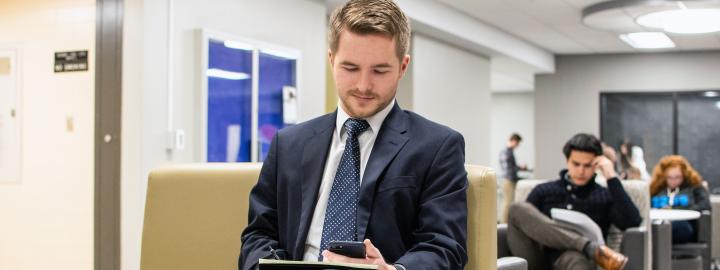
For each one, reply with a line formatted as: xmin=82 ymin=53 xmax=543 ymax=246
xmin=466 ymin=165 xmax=527 ymax=270
xmin=465 ymin=165 xmax=496 ymax=270
xmin=140 ymin=163 xmax=507 ymax=270
xmin=140 ymin=163 xmax=262 ymax=270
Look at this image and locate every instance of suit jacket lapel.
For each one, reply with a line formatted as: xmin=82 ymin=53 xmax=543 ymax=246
xmin=356 ymin=103 xmax=409 ymax=240
xmin=294 ymin=112 xmax=335 ymax=257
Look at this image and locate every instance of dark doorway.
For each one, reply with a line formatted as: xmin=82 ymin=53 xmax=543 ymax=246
xmin=600 ymin=91 xmax=720 ymax=191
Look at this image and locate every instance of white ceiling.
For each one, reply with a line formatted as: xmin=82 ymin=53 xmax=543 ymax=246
xmin=436 ymin=0 xmax=720 ymax=54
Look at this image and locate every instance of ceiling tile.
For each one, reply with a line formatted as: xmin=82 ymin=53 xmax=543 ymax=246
xmin=532 ymin=35 xmax=593 ymax=53
xmin=553 ymin=25 xmax=616 ymax=39
xmin=575 ymin=36 xmax=635 ymax=52
xmin=500 ymin=23 xmax=557 ymax=38
xmin=583 ymin=8 xmax=647 ymax=32
xmin=671 ymin=35 xmax=720 ymax=50
xmin=519 ymin=2 xmax=582 ymax=26
xmin=621 ymin=5 xmax=672 ymax=18
xmin=469 ymin=11 xmax=541 ymax=27
xmin=561 ymin=0 xmax=606 ymax=9
xmin=539 ymin=42 xmax=594 ymax=54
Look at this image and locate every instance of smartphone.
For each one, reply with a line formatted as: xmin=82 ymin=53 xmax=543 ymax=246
xmin=328 ymin=241 xmax=366 ymax=258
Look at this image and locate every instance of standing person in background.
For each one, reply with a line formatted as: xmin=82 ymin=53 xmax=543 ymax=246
xmin=649 ymin=155 xmax=711 ymax=244
xmin=601 ymin=143 xmax=617 ymax=165
xmin=594 ymin=142 xmax=619 ymax=183
xmin=500 ymin=133 xmax=527 ymax=223
xmin=620 ymin=142 xmax=650 ymax=181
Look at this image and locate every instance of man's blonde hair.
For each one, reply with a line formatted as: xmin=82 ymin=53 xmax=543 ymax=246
xmin=329 ymin=0 xmax=411 ymax=61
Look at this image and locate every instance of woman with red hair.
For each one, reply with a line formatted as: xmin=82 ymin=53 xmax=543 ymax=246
xmin=650 ymin=155 xmax=711 ymax=243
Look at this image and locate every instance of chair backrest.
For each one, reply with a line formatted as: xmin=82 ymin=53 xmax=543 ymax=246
xmin=465 ymin=164 xmax=498 ymax=270
xmin=711 ymin=195 xmax=720 ymax=259
xmin=140 ymin=163 xmax=498 ymax=270
xmin=514 ymin=178 xmax=651 ymax=268
xmin=604 ymin=179 xmax=650 ymax=228
xmin=140 ymin=163 xmax=262 ymax=270
xmin=513 ymin=179 xmax=549 ymax=204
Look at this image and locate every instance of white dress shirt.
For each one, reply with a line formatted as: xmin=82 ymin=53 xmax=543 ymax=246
xmin=302 ymin=99 xmax=395 ymax=261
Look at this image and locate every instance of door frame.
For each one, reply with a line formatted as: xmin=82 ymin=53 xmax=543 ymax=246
xmin=95 ymin=0 xmax=123 ymax=269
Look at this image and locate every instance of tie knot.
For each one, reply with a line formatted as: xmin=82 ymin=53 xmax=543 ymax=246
xmin=344 ymin=118 xmax=370 ymax=138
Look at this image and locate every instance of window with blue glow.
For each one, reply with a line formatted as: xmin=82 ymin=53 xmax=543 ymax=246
xmin=206 ymin=39 xmax=253 ymax=162
xmin=258 ymin=52 xmax=297 ymax=161
xmin=203 ymin=34 xmax=300 ymax=163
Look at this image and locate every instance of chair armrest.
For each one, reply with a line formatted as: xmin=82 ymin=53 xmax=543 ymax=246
xmin=620 ymin=226 xmax=646 ymax=270
xmin=696 ymin=211 xmax=712 ymax=243
xmin=711 ymin=195 xmax=720 ymax=259
xmin=652 ymin=220 xmax=672 ymax=270
xmin=697 ymin=211 xmax=713 ymax=270
xmin=497 ymin=257 xmax=527 ymax=270
xmin=497 ymin=224 xmax=511 ymax=258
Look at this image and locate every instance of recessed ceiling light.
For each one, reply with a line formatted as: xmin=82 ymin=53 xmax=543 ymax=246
xmin=703 ymin=91 xmax=719 ymax=98
xmin=637 ymin=8 xmax=720 ymax=34
xmin=206 ymin=68 xmax=250 ymax=80
xmin=619 ymin=32 xmax=676 ymax=49
xmin=583 ymin=1 xmax=720 ymax=35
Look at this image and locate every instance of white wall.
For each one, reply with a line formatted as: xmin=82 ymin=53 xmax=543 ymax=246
xmin=410 ymin=34 xmax=491 ymax=166
xmin=490 ymin=92 xmax=534 ymax=176
xmin=121 ymin=0 xmax=144 ymax=269
xmin=122 ymin=1 xmax=327 ymax=269
xmin=0 ymin=1 xmax=95 ymax=269
xmin=535 ymin=52 xmax=720 ymax=179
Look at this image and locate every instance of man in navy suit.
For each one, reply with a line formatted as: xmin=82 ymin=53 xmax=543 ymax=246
xmin=239 ymin=1 xmax=468 ymax=269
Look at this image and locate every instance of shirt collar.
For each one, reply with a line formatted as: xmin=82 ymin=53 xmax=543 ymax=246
xmin=560 ymin=169 xmax=597 ymax=191
xmin=336 ymin=99 xmax=395 ymax=138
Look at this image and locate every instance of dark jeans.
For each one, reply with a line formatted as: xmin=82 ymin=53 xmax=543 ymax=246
xmin=671 ymin=220 xmax=695 ymax=244
xmin=507 ymin=202 xmax=594 ymax=270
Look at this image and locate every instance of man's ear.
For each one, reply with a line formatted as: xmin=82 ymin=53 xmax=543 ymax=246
xmin=328 ymin=49 xmax=335 ymax=67
xmin=399 ymin=54 xmax=410 ymax=79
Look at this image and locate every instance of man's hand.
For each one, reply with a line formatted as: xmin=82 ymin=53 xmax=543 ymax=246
xmin=322 ymin=239 xmax=395 ymax=270
xmin=593 ymin=156 xmax=618 ymax=180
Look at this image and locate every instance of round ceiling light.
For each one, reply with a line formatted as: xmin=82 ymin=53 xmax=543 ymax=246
xmin=582 ymin=0 xmax=720 ymax=34
xmin=636 ymin=8 xmax=720 ymax=34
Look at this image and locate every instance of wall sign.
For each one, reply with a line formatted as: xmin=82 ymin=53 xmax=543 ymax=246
xmin=54 ymin=50 xmax=88 ymax=72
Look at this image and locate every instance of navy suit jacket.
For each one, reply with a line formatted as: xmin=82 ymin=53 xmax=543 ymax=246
xmin=239 ymin=104 xmax=468 ymax=270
